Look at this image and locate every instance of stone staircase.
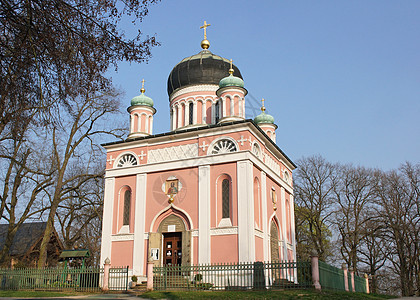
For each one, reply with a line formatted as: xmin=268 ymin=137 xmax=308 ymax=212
xmin=128 ymin=280 xmax=147 ymax=293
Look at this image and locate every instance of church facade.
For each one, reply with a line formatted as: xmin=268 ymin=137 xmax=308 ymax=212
xmin=100 ymin=25 xmax=296 ymax=280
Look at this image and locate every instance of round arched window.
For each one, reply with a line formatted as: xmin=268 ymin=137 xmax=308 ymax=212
xmin=210 ymin=139 xmax=237 ymax=155
xmin=117 ymin=154 xmax=138 ymax=168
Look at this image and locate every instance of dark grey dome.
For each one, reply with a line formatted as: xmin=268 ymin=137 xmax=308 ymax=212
xmin=167 ymin=50 xmax=243 ymax=97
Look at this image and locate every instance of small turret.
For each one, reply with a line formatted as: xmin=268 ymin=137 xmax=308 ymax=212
xmin=127 ymin=79 xmax=156 ymax=139
xmin=216 ymin=59 xmax=247 ymax=123
xmin=254 ymin=98 xmax=277 ymax=142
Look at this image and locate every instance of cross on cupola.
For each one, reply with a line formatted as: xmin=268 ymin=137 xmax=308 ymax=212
xmin=261 ymin=98 xmax=266 ymax=112
xmin=141 ymin=79 xmax=145 ymax=93
xmin=200 ymin=20 xmax=211 ymax=40
xmin=200 ymin=20 xmax=211 ymax=49
xmin=229 ymin=59 xmax=234 ymax=75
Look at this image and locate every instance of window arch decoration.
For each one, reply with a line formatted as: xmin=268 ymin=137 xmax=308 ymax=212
xmin=216 ymin=174 xmax=233 ymax=227
xmin=222 ymin=179 xmax=230 ymax=219
xmin=208 ymin=137 xmax=238 ymax=155
xmin=115 ymin=152 xmax=138 ymax=168
xmin=123 ymin=189 xmax=131 ymax=226
xmin=215 ymin=100 xmax=220 ymax=123
xmin=188 ymin=102 xmax=194 ymax=125
xmin=117 ymin=185 xmax=132 ymax=234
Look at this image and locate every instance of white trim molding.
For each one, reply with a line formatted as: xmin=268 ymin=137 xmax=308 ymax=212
xmin=210 ymin=227 xmax=238 ymax=236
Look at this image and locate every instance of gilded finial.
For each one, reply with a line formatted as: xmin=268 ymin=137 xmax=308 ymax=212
xmin=200 ymin=20 xmax=211 ymax=49
xmin=229 ymin=59 xmax=234 ymax=75
xmin=140 ymin=79 xmax=145 ymax=93
xmin=261 ymin=98 xmax=266 ymax=112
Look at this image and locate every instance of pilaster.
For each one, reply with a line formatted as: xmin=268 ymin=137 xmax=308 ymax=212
xmin=280 ymin=187 xmax=288 ymax=260
xmin=100 ymin=177 xmax=115 ymax=267
xmin=237 ymin=160 xmax=255 ymax=262
xmin=198 ymin=165 xmax=211 ymax=264
xmin=290 ymin=194 xmax=296 ymax=262
xmin=261 ymin=171 xmax=269 ymax=262
xmin=133 ymin=174 xmax=147 ymax=275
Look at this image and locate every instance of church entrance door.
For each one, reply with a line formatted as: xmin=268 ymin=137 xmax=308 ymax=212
xmin=163 ymin=232 xmax=182 ymax=266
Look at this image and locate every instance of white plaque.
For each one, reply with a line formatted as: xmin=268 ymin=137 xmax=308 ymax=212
xmin=168 ymin=225 xmax=176 ymax=232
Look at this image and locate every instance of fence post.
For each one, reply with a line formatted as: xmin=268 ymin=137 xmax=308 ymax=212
xmin=102 ymin=257 xmax=110 ymax=291
xmin=310 ymin=253 xmax=321 ymax=290
xmin=342 ymin=263 xmax=349 ymax=292
xmin=364 ymin=273 xmax=370 ymax=294
xmin=147 ymin=257 xmax=154 ymax=291
xmin=349 ymin=268 xmax=355 ymax=292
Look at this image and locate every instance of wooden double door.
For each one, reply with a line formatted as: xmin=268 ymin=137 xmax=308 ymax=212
xmin=163 ymin=232 xmax=182 ymax=266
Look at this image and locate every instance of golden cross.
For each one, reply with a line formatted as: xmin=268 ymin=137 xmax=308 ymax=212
xmin=200 ymin=21 xmax=211 ymax=40
xmin=141 ymin=79 xmax=145 ymax=93
xmin=229 ymin=59 xmax=234 ymax=74
xmin=261 ymin=98 xmax=266 ymax=112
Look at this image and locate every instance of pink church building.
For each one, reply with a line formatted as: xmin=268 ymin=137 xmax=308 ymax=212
xmin=100 ymin=28 xmax=296 ymax=281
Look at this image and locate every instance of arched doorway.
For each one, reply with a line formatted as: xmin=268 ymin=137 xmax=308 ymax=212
xmin=149 ymin=211 xmax=192 ymax=267
xmin=158 ymin=215 xmax=186 ymax=266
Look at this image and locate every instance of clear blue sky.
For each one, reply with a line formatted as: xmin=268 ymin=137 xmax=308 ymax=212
xmin=108 ymin=0 xmax=420 ymax=171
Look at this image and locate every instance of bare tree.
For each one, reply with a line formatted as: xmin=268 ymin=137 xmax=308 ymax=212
xmin=0 ymin=0 xmax=159 ymax=137
xmin=294 ymin=155 xmax=338 ymax=261
xmin=37 ymin=90 xmax=123 ymax=267
xmin=377 ymin=162 xmax=420 ymax=296
xmin=357 ymin=219 xmax=390 ymax=294
xmin=55 ymin=163 xmax=104 ymax=265
xmin=333 ymin=165 xmax=379 ymax=273
xmin=0 ymin=112 xmax=54 ymax=265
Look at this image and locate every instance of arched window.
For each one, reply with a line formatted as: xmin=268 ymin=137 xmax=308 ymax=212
xmin=210 ymin=138 xmax=237 ymax=155
xmin=215 ymin=101 xmax=220 ymax=123
xmin=189 ymin=102 xmax=194 ymax=125
xmin=270 ymin=220 xmax=280 ymax=262
xmin=117 ymin=153 xmax=138 ymax=168
xmin=123 ymin=189 xmax=131 ymax=226
xmin=222 ymin=179 xmax=230 ymax=219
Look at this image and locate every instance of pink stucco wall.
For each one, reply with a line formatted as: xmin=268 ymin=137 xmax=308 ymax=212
xmin=111 ymin=241 xmax=134 ymax=268
xmin=255 ymin=236 xmax=264 ymax=261
xmin=211 ymin=235 xmax=238 ymax=263
xmin=145 ymin=167 xmax=199 ymax=232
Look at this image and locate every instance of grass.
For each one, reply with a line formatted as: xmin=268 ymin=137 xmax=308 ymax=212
xmin=0 ymin=290 xmax=89 ymax=297
xmin=139 ymin=289 xmax=395 ymax=300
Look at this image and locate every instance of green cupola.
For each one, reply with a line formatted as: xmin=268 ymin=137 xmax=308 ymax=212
xmin=131 ymin=79 xmax=154 ymax=107
xmin=254 ymin=98 xmax=275 ymax=124
xmin=219 ymin=59 xmax=244 ymax=88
